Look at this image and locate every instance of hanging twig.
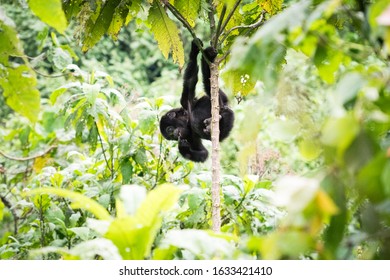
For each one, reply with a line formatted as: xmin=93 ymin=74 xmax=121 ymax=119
xmin=0 ymin=146 xmax=57 ymax=161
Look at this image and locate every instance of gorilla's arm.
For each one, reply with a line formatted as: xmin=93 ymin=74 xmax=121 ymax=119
xmin=180 ymin=41 xmax=200 ymax=110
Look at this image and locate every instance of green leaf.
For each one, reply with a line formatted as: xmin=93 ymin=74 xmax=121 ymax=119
xmin=52 ymin=48 xmax=72 ymax=70
xmin=120 ymin=157 xmax=133 ymax=184
xmin=25 ymin=188 xmax=112 ymax=221
xmin=298 ymin=139 xmax=322 ymax=161
xmin=62 ymin=0 xmax=83 ymax=20
xmin=82 ymin=0 xmax=122 ymax=52
xmin=135 ymin=184 xmax=181 ymax=228
xmin=0 ymin=9 xmax=24 ymax=63
xmin=322 ymin=175 xmax=347 ymax=256
xmin=0 ymin=199 xmax=4 ymax=222
xmin=222 ymin=69 xmax=257 ymax=98
xmin=333 ymin=73 xmax=366 ymax=105
xmin=105 ymin=185 xmax=180 ymax=259
xmin=139 ymin=111 xmax=156 ymax=135
xmin=0 ymin=65 xmax=40 ymax=123
xmin=28 ymin=0 xmax=68 ymax=34
xmin=357 ymin=154 xmax=387 ymax=202
xmin=261 ymin=0 xmax=283 ymax=16
xmin=174 ymin=0 xmax=201 ymax=27
xmin=381 ymin=160 xmax=390 ymax=196
xmin=321 ymin=113 xmax=360 ymax=157
xmin=148 ymin=1 xmax=185 ymax=67
xmin=314 ymin=45 xmax=343 ymax=84
xmin=69 ymin=227 xmax=90 ymax=241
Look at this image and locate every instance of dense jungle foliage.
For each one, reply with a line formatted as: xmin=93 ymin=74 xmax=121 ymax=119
xmin=1 ymin=0 xmax=390 ymax=260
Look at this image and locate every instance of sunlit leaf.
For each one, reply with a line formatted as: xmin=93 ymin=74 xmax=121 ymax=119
xmin=28 ymin=0 xmax=68 ymax=34
xmin=298 ymin=139 xmax=322 ymax=161
xmin=174 ymin=0 xmax=201 ymax=27
xmin=222 ymin=69 xmax=257 ymax=98
xmin=261 ymin=0 xmax=283 ymax=15
xmin=0 ymin=199 xmax=4 ymax=222
xmin=0 ymin=9 xmax=24 ymax=63
xmin=0 ymin=65 xmax=40 ymax=123
xmin=148 ymin=1 xmax=185 ymax=67
xmin=321 ymin=113 xmax=360 ymax=157
xmin=82 ymin=0 xmax=122 ymax=52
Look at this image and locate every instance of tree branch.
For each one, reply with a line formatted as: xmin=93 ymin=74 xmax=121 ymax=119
xmin=213 ymin=5 xmax=227 ymax=49
xmin=207 ymin=0 xmax=216 ymax=42
xmin=210 ymin=60 xmax=221 ymax=233
xmin=95 ymin=121 xmax=114 ymax=178
xmin=218 ymin=0 xmax=242 ymax=42
xmin=219 ymin=10 xmax=266 ymax=47
xmin=0 ymin=146 xmax=57 ymax=161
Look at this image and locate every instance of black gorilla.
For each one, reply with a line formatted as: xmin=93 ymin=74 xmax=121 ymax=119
xmin=160 ymin=40 xmax=234 ymax=162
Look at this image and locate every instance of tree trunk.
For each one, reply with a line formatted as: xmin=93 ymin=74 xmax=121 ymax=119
xmin=210 ymin=60 xmax=221 ymax=232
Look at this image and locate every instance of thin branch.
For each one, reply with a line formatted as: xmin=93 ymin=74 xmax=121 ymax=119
xmin=0 ymin=196 xmax=18 ymax=234
xmin=207 ymin=0 xmax=216 ymax=41
xmin=0 ymin=146 xmax=57 ymax=161
xmin=95 ymin=121 xmax=113 ymax=178
xmin=213 ymin=5 xmax=227 ymax=49
xmin=31 ymin=67 xmax=68 ymax=78
xmin=10 ymin=54 xmax=68 ymax=78
xmin=218 ymin=0 xmax=242 ymax=41
xmin=219 ymin=10 xmax=266 ymax=47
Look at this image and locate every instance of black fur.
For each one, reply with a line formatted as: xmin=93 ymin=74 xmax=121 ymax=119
xmin=159 ymin=40 xmax=234 ymax=162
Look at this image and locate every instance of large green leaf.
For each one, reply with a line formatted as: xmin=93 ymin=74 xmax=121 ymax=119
xmin=222 ymin=69 xmax=256 ymax=98
xmin=28 ymin=0 xmax=68 ymax=34
xmin=0 ymin=65 xmax=40 ymax=123
xmin=0 ymin=9 xmax=23 ymax=63
xmin=174 ymin=0 xmax=201 ymax=27
xmin=148 ymin=1 xmax=184 ymax=67
xmin=320 ymin=113 xmax=360 ymax=158
xmin=105 ymin=185 xmax=181 ymax=259
xmin=82 ymin=0 xmax=122 ymax=52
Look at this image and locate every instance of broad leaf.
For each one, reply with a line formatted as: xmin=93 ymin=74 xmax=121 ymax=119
xmin=0 ymin=9 xmax=23 ymax=63
xmin=174 ymin=0 xmax=201 ymax=27
xmin=148 ymin=1 xmax=184 ymax=67
xmin=0 ymin=65 xmax=40 ymax=123
xmin=82 ymin=0 xmax=122 ymax=52
xmin=28 ymin=0 xmax=68 ymax=34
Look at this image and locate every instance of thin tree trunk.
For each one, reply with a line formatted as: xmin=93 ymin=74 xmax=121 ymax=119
xmin=210 ymin=60 xmax=221 ymax=232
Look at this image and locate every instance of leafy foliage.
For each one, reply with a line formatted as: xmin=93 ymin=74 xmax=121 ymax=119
xmin=1 ymin=0 xmax=390 ymax=260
